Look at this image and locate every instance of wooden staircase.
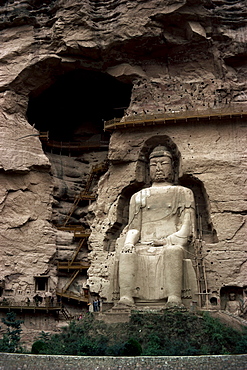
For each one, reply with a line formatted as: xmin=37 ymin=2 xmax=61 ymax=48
xmin=61 ymin=306 xmax=74 ymax=320
xmin=56 ymin=161 xmax=109 ymax=304
xmin=62 ymin=160 xmax=108 ymax=227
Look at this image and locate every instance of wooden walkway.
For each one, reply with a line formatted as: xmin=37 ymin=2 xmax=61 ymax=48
xmin=56 ymin=290 xmax=89 ymax=303
xmin=56 ymin=225 xmax=91 ymax=238
xmin=0 ymin=302 xmax=61 ymax=312
xmin=44 ymin=140 xmax=108 ymax=151
xmin=39 ymin=133 xmax=108 ymax=151
xmin=104 ymin=108 xmax=247 ymax=131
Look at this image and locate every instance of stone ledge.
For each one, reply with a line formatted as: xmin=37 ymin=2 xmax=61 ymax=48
xmin=0 ymin=353 xmax=246 ymax=370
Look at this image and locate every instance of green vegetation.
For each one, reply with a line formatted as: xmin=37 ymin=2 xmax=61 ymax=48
xmin=0 ymin=312 xmax=24 ymax=353
xmin=0 ymin=310 xmax=246 ymax=356
xmin=30 ymin=310 xmax=247 ymax=356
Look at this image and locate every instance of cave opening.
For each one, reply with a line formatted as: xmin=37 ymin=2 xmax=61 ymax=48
xmin=220 ymin=286 xmax=244 ymax=311
xmin=26 ymin=69 xmax=133 ymax=143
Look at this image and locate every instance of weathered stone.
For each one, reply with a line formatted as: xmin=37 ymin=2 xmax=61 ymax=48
xmin=1 ymin=353 xmax=247 ymax=370
xmin=0 ymin=0 xmax=246 ymax=345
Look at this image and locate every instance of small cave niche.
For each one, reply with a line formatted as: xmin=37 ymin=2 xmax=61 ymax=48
xmin=220 ymin=286 xmax=244 ymax=311
xmin=103 ymin=136 xmax=182 ymax=252
xmin=34 ymin=276 xmax=48 ymax=292
xmin=26 ymin=69 xmax=132 ymax=144
xmin=209 ymin=297 xmax=218 ymax=306
xmin=179 ymin=175 xmax=218 ymax=243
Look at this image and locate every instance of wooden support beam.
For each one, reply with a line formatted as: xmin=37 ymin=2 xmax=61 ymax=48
xmin=56 ymin=290 xmax=88 ymax=303
xmin=57 ymin=262 xmax=89 ymax=270
xmin=61 ymin=270 xmax=80 ymax=293
xmin=70 ymin=238 xmax=86 ymax=265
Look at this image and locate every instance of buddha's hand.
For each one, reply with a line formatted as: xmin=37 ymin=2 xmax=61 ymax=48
xmin=121 ymin=243 xmax=135 ymax=253
xmin=152 ymin=238 xmax=167 ymax=246
xmin=166 ymin=233 xmax=188 ymax=247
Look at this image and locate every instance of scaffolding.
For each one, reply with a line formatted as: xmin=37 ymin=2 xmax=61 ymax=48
xmin=194 ymin=213 xmax=209 ymax=309
xmin=56 ymin=161 xmax=108 ymax=304
xmin=60 ymin=160 xmax=108 ymax=228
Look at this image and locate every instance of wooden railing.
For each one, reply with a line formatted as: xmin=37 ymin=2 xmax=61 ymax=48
xmin=39 ymin=133 xmax=109 ymax=151
xmin=0 ymin=299 xmax=61 ymax=310
xmin=104 ymin=108 xmax=246 ymax=130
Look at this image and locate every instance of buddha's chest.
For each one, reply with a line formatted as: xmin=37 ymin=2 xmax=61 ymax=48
xmin=141 ymin=187 xmax=179 ymax=218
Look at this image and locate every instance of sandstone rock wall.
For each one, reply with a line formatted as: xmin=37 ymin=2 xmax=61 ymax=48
xmin=0 ymin=0 xmax=246 ymax=315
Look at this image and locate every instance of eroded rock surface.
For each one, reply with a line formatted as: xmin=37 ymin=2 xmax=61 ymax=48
xmin=0 ymin=0 xmax=246 ymax=336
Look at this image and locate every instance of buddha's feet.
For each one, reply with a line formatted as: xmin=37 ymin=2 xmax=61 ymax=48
xmin=117 ymin=296 xmax=135 ymax=307
xmin=166 ymin=296 xmax=184 ymax=308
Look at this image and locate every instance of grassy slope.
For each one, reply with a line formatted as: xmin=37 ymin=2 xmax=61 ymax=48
xmin=31 ymin=309 xmax=247 ymax=356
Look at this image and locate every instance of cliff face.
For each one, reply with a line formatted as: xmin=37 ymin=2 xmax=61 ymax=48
xmin=0 ymin=0 xmax=246 ymax=313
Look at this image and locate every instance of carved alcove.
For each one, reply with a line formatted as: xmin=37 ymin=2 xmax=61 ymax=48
xmin=103 ymin=181 xmax=144 ymax=252
xmin=104 ymin=134 xmax=219 ymax=307
xmin=179 ymin=175 xmax=218 ymax=244
xmin=104 ymin=135 xmax=217 ymax=251
xmin=103 ymin=135 xmax=180 ymax=252
xmin=220 ymin=285 xmax=244 ymax=311
xmin=105 ymin=134 xmax=217 ymax=254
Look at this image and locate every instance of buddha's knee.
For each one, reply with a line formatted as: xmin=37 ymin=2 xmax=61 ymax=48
xmin=166 ymin=244 xmax=184 ymax=252
xmin=166 ymin=244 xmax=184 ymax=257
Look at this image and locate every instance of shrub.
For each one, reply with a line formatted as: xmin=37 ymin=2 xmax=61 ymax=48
xmin=0 ymin=312 xmax=23 ymax=353
xmin=30 ymin=310 xmax=247 ymax=356
xmin=120 ymin=338 xmax=142 ymax=356
xmin=31 ymin=340 xmax=48 ymax=354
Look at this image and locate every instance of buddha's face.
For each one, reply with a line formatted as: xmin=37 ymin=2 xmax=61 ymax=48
xmin=149 ymin=155 xmax=174 ymax=183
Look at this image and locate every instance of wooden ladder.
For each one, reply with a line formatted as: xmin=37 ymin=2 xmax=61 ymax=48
xmin=63 ymin=161 xmax=108 ymax=227
xmin=61 ymin=270 xmax=80 ymax=294
xmin=69 ymin=238 xmax=86 ymax=267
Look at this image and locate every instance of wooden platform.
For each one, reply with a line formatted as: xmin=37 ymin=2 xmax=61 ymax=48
xmin=56 ymin=225 xmax=91 ymax=238
xmin=56 ymin=290 xmax=88 ymax=303
xmin=39 ymin=134 xmax=109 ymax=151
xmin=0 ymin=303 xmax=61 ymax=313
xmin=57 ymin=262 xmax=90 ymax=270
xmin=104 ymin=109 xmax=247 ymax=131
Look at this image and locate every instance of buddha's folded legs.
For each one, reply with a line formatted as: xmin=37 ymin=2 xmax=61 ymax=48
xmin=118 ymin=244 xmax=184 ymax=306
xmin=119 ymin=250 xmax=136 ymax=305
xmin=165 ymin=244 xmax=184 ymax=306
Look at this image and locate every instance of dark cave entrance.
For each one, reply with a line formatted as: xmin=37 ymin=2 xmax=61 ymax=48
xmin=26 ymin=69 xmax=132 ymax=143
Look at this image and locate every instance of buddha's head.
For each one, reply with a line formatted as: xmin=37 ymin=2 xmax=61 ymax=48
xmin=149 ymin=146 xmax=174 ymax=184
